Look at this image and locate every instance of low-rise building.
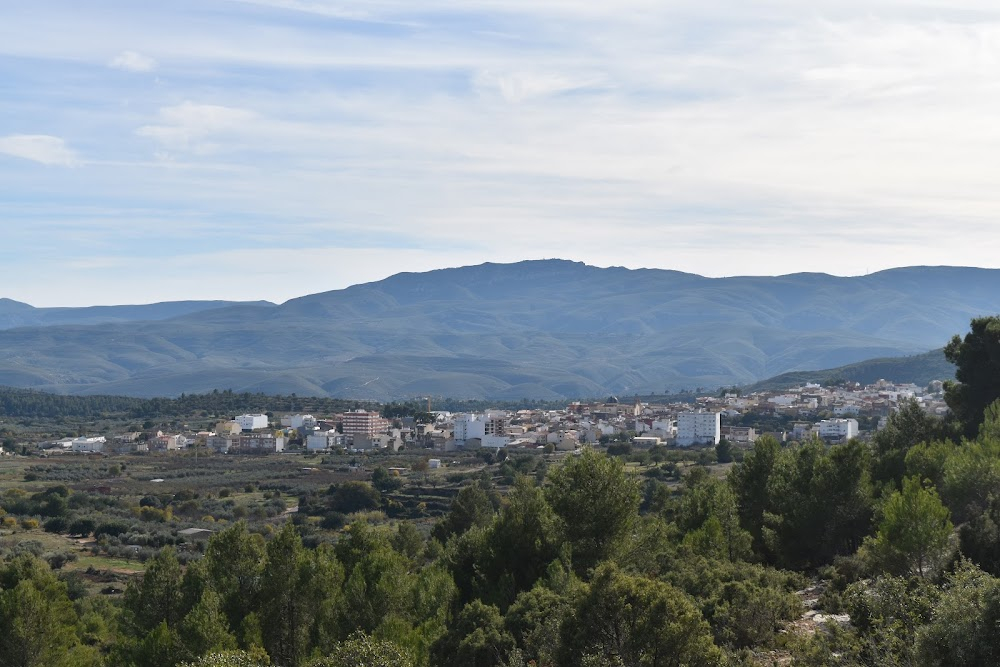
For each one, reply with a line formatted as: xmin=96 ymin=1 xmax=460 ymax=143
xmin=817 ymin=418 xmax=859 ymax=442
xmin=235 ymin=414 xmax=269 ymax=431
xmin=71 ymin=436 xmax=106 ymax=453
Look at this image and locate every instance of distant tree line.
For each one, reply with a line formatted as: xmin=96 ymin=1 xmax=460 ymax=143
xmin=0 ymin=388 xmax=373 ymax=421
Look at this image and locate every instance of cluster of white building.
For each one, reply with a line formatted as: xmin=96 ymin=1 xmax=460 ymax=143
xmin=32 ymin=377 xmax=946 ymax=456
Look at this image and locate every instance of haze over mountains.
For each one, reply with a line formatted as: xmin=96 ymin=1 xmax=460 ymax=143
xmin=0 ymin=260 xmax=992 ymax=400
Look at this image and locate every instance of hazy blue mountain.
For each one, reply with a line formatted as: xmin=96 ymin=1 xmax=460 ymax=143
xmin=0 ymin=260 xmax=994 ymax=399
xmin=0 ymin=299 xmax=275 ymax=330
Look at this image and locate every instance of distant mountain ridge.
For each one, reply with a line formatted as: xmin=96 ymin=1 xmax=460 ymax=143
xmin=0 ymin=260 xmax=995 ymax=399
xmin=0 ymin=298 xmax=274 ymax=330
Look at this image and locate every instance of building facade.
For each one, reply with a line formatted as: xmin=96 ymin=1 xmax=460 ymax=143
xmin=235 ymin=414 xmax=269 ymax=431
xmin=342 ymin=410 xmax=390 ymax=438
xmin=676 ymin=411 xmax=721 ymax=447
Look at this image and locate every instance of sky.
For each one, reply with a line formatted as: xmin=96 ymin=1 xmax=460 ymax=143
xmin=3 ymin=1 xmax=1000 ymax=306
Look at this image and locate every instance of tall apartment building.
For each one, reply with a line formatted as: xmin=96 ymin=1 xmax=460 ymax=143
xmin=454 ymin=411 xmax=510 ymax=448
xmin=342 ymin=410 xmax=390 ymax=438
xmin=676 ymin=411 xmax=721 ymax=447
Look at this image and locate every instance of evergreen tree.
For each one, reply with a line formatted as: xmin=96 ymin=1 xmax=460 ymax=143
xmin=545 ymin=449 xmax=640 ymax=575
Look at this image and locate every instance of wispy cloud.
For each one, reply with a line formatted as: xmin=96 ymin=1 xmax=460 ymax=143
xmin=136 ymin=102 xmax=258 ymax=154
xmin=3 ymin=1 xmax=1000 ymax=305
xmin=108 ymin=50 xmax=157 ymax=72
xmin=0 ymin=134 xmax=79 ymax=166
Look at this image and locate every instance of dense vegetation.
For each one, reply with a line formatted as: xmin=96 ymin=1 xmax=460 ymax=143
xmin=1 ymin=315 xmax=1000 ymax=666
xmin=0 ymin=389 xmax=372 ymax=421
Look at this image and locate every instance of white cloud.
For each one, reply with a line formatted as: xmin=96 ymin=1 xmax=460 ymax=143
xmin=0 ymin=134 xmax=78 ymax=166
xmin=6 ymin=1 xmax=1000 ymax=304
xmin=108 ymin=50 xmax=156 ymax=72
xmin=136 ymin=102 xmax=258 ymax=153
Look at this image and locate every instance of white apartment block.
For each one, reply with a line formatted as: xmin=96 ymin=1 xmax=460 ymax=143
xmin=236 ymin=414 xmax=269 ymax=431
xmin=676 ymin=411 xmax=721 ymax=447
xmin=817 ymin=418 xmax=859 ymax=441
xmin=454 ymin=412 xmax=510 ymax=447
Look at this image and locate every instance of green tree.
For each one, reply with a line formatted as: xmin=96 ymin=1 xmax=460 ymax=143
xmin=505 ymin=584 xmax=571 ymax=666
xmin=121 ymin=547 xmax=184 ymax=635
xmin=728 ymin=436 xmax=780 ymax=555
xmin=844 ymin=575 xmax=936 ymax=666
xmin=203 ymin=522 xmax=266 ymax=644
xmin=916 ymin=560 xmax=1000 ymax=666
xmin=430 ymin=601 xmax=515 ymax=667
xmin=307 ymin=632 xmax=412 ymax=667
xmin=715 ymin=438 xmax=734 ymax=464
xmin=259 ymin=523 xmax=322 ymax=667
xmin=559 ymin=564 xmax=722 ymax=667
xmin=675 ymin=475 xmax=752 ymax=563
xmin=762 ymin=439 xmax=873 ymax=568
xmin=871 ymin=398 xmax=944 ymax=488
xmin=431 ymin=484 xmax=496 ymax=543
xmin=485 ymin=476 xmax=562 ymax=606
xmin=942 ymin=436 xmax=1000 ymax=522
xmin=904 ymin=439 xmax=956 ymax=489
xmin=177 ymin=590 xmax=238 ymax=662
xmin=337 ymin=523 xmax=414 ymax=635
xmin=944 ymin=316 xmax=1000 ymax=438
xmin=179 ymin=648 xmax=271 ymax=667
xmin=371 ymin=467 xmax=402 ymax=494
xmin=331 ymin=482 xmax=382 ymax=514
xmin=960 ymin=493 xmax=1000 ymax=576
xmin=545 ymin=449 xmax=640 ymax=575
xmin=0 ymin=557 xmax=94 ymax=667
xmin=711 ymin=580 xmax=801 ymax=649
xmin=865 ymin=477 xmax=953 ymax=577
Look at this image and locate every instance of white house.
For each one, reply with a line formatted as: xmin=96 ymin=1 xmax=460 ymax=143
xmin=306 ymin=430 xmax=336 ymax=452
xmin=236 ymin=414 xmax=269 ymax=431
xmin=282 ymin=414 xmax=317 ymax=429
xmin=676 ymin=411 xmax=721 ymax=447
xmin=71 ymin=436 xmax=106 ymax=453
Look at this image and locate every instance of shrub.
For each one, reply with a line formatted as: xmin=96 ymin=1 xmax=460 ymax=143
xmin=44 ymin=517 xmax=69 ymax=534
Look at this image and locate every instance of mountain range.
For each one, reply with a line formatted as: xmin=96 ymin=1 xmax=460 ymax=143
xmin=0 ymin=260 xmax=993 ymax=400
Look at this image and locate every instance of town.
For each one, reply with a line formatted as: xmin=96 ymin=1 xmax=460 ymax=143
xmin=29 ymin=377 xmax=946 ymax=458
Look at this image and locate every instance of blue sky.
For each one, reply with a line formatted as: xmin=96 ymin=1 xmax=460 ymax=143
xmin=3 ymin=0 xmax=1000 ymax=306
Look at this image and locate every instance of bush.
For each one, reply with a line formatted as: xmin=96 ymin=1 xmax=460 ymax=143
xmin=94 ymin=521 xmax=130 ymax=539
xmin=20 ymin=518 xmax=39 ymax=530
xmin=44 ymin=517 xmax=69 ymax=534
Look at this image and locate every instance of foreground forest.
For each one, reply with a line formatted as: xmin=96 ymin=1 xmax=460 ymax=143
xmin=2 ymin=316 xmax=1000 ymax=666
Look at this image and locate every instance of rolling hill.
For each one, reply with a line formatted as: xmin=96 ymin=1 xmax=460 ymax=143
xmin=0 ymin=260 xmax=994 ymax=399
xmin=743 ymin=348 xmax=955 ymax=393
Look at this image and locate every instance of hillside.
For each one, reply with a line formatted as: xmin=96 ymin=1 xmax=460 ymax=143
xmin=0 ymin=260 xmax=996 ymax=399
xmin=0 ymin=298 xmax=274 ymax=330
xmin=743 ymin=348 xmax=955 ymax=392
